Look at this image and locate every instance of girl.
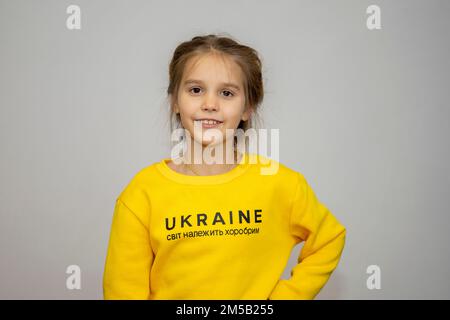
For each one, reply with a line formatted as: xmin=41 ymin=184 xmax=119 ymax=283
xmin=103 ymin=34 xmax=346 ymax=300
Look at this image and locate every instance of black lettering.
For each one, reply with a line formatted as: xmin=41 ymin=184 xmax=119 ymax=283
xmin=238 ymin=210 xmax=251 ymax=223
xmin=165 ymin=217 xmax=175 ymax=230
xmin=197 ymin=213 xmax=207 ymax=226
xmin=181 ymin=214 xmax=192 ymax=227
xmin=212 ymin=212 xmax=226 ymax=225
xmin=255 ymin=209 xmax=262 ymax=223
xmin=165 ymin=209 xmax=263 ymax=229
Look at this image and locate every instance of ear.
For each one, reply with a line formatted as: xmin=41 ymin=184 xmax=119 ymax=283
xmin=241 ymin=106 xmax=253 ymax=122
xmin=170 ymin=94 xmax=179 ymax=114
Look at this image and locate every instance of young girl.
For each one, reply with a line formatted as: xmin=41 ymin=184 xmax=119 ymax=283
xmin=103 ymin=34 xmax=346 ymax=300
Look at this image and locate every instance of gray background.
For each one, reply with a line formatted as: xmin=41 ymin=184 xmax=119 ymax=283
xmin=1 ymin=0 xmax=449 ymax=299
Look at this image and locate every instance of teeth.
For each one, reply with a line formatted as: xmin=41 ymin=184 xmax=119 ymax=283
xmin=197 ymin=119 xmax=221 ymax=125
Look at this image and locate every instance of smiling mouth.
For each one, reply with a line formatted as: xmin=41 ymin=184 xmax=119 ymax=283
xmin=194 ymin=119 xmax=223 ymax=128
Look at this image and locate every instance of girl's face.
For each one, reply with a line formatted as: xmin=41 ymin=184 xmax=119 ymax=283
xmin=174 ymin=53 xmax=251 ymax=148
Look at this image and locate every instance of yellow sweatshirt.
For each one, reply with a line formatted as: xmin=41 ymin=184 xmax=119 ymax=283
xmin=103 ymin=152 xmax=346 ymax=300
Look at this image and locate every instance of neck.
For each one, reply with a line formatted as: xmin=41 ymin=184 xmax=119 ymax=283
xmin=182 ymin=139 xmax=242 ymax=176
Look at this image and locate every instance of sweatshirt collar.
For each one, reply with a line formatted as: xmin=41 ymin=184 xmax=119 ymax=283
xmin=156 ymin=152 xmax=253 ymax=185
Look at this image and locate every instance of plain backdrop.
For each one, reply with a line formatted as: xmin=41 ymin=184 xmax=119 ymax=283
xmin=1 ymin=0 xmax=449 ymax=299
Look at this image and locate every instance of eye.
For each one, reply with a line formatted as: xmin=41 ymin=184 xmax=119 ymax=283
xmin=188 ymin=87 xmax=202 ymax=94
xmin=188 ymin=87 xmax=235 ymax=97
xmin=222 ymin=90 xmax=234 ymax=97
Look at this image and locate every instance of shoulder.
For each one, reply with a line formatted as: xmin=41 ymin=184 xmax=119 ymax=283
xmin=115 ymin=160 xmax=162 ymax=212
xmin=248 ymin=153 xmax=300 ymax=176
xmin=248 ymin=152 xmax=306 ymax=187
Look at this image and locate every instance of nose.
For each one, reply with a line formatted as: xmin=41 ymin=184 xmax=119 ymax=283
xmin=201 ymin=92 xmax=219 ymax=112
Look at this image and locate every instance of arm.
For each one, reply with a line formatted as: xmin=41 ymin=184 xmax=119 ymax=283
xmin=103 ymin=198 xmax=153 ymax=299
xmin=269 ymin=172 xmax=346 ymax=300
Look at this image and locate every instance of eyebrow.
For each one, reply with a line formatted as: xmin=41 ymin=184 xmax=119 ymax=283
xmin=183 ymin=79 xmax=241 ymax=91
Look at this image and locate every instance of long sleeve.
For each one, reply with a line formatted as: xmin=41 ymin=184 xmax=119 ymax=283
xmin=269 ymin=172 xmax=346 ymax=300
xmin=103 ymin=198 xmax=154 ymax=299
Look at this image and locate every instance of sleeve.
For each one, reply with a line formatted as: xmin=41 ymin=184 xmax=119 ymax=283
xmin=268 ymin=172 xmax=346 ymax=300
xmin=103 ymin=198 xmax=154 ymax=300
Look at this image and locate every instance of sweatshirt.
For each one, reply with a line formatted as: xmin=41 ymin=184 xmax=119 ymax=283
xmin=102 ymin=152 xmax=346 ymax=300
